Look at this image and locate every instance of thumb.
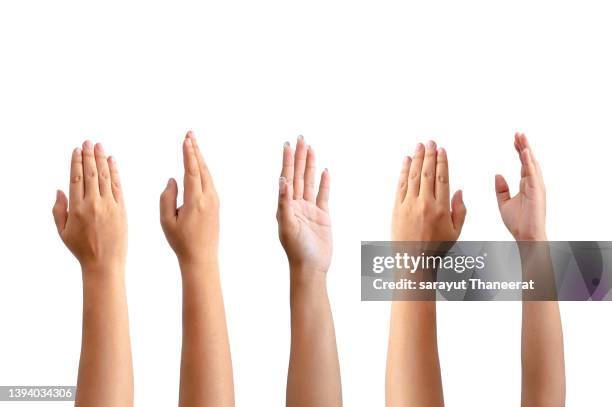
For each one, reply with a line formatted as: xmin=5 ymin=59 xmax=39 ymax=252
xmin=495 ymin=174 xmax=511 ymax=208
xmin=160 ymin=178 xmax=178 ymax=227
xmin=52 ymin=190 xmax=68 ymax=234
xmin=451 ymin=190 xmax=467 ymax=233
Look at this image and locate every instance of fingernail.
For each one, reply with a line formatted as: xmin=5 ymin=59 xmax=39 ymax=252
xmin=83 ymin=140 xmax=93 ymax=150
xmin=324 ymin=167 xmax=329 ymax=173
xmin=95 ymin=143 xmax=104 ymax=154
xmin=297 ymin=135 xmax=304 ymax=141
xmin=415 ymin=143 xmax=424 ymax=153
xmin=56 ymin=190 xmax=61 ymax=200
xmin=167 ymin=178 xmax=172 ymax=187
xmin=185 ymin=137 xmax=192 ymax=146
xmin=438 ymin=147 xmax=446 ymax=155
xmin=426 ymin=140 xmax=436 ymax=150
xmin=74 ymin=147 xmax=81 ymax=155
xmin=108 ymin=155 xmax=115 ymax=164
xmin=284 ymin=141 xmax=290 ymax=148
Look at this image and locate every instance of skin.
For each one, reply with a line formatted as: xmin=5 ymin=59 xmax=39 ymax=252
xmin=52 ymin=141 xmax=133 ymax=407
xmin=160 ymin=132 xmax=234 ymax=407
xmin=386 ymin=140 xmax=466 ymax=407
xmin=495 ymin=133 xmax=566 ymax=407
xmin=277 ymin=135 xmax=342 ymax=407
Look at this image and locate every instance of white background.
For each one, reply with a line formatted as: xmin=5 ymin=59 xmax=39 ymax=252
xmin=1 ymin=1 xmax=611 ymax=406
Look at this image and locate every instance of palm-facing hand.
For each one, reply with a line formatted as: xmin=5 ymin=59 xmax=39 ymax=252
xmin=495 ymin=133 xmax=546 ymax=241
xmin=277 ymin=136 xmax=331 ymax=275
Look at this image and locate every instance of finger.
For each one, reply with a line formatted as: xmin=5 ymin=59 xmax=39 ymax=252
xmin=303 ymin=146 xmax=316 ymax=202
xmin=451 ymin=190 xmax=467 ymax=232
xmin=521 ymin=148 xmax=537 ymax=180
xmin=495 ymin=174 xmax=511 ymax=207
xmin=187 ymin=131 xmax=215 ymax=192
xmin=107 ymin=156 xmax=122 ymax=203
xmin=281 ymin=141 xmax=294 ymax=186
xmin=519 ymin=133 xmax=538 ymax=163
xmin=419 ymin=140 xmax=437 ymax=198
xmin=183 ymin=136 xmax=202 ymax=201
xmin=394 ymin=156 xmax=411 ymax=204
xmin=435 ymin=148 xmax=450 ymax=208
xmin=82 ymin=140 xmax=99 ymax=199
xmin=69 ymin=147 xmax=84 ymax=208
xmin=514 ymin=132 xmax=522 ymax=154
xmin=52 ymin=190 xmax=68 ymax=234
xmin=407 ymin=143 xmax=425 ymax=198
xmin=277 ymin=176 xmax=294 ymax=224
xmin=94 ymin=143 xmax=112 ymax=198
xmin=160 ymin=178 xmax=178 ymax=227
xmin=293 ymin=135 xmax=307 ymax=200
xmin=316 ymin=169 xmax=330 ymax=212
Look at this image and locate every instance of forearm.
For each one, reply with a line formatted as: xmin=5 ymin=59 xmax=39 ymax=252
xmin=519 ymin=238 xmax=565 ymax=407
xmin=386 ymin=301 xmax=443 ymax=407
xmin=287 ymin=269 xmax=342 ymax=407
xmin=76 ymin=267 xmax=133 ymax=407
xmin=179 ymin=260 xmax=234 ymax=407
xmin=521 ymin=301 xmax=565 ymax=407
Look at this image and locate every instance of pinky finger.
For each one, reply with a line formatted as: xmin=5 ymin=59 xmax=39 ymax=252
xmin=316 ymin=169 xmax=330 ymax=212
xmin=108 ymin=156 xmax=122 ymax=203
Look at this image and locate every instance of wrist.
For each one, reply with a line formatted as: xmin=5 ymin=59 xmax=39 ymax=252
xmin=290 ymin=266 xmax=328 ymax=288
xmin=81 ymin=261 xmax=125 ymax=280
xmin=179 ymin=256 xmax=219 ymax=276
xmin=516 ymin=232 xmax=548 ymax=241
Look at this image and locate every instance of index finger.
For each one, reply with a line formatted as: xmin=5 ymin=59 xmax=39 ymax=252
xmin=183 ymin=135 xmax=202 ymax=202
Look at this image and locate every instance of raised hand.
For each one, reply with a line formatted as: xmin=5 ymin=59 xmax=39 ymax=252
xmin=386 ymin=140 xmax=464 ymax=407
xmin=277 ymin=135 xmax=332 ymax=275
xmin=278 ymin=136 xmax=341 ymax=407
xmin=392 ymin=140 xmax=466 ymax=242
xmin=160 ymin=131 xmax=220 ymax=268
xmin=53 ymin=141 xmax=127 ymax=270
xmin=159 ymin=131 xmax=234 ymax=407
xmin=495 ymin=133 xmax=547 ymax=241
xmin=52 ymin=141 xmax=133 ymax=407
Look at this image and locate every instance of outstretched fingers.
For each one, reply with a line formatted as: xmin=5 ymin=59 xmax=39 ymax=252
xmin=303 ymin=146 xmax=316 ymax=202
xmin=107 ymin=156 xmax=122 ymax=203
xmin=186 ymin=131 xmax=215 ymax=192
xmin=395 ymin=156 xmax=411 ymax=204
xmin=316 ymin=169 xmax=330 ymax=212
xmin=419 ymin=140 xmax=437 ymax=198
xmin=52 ymin=190 xmax=68 ymax=234
xmin=435 ymin=148 xmax=450 ymax=208
xmin=94 ymin=143 xmax=112 ymax=198
xmin=82 ymin=140 xmax=99 ymax=199
xmin=495 ymin=174 xmax=511 ymax=208
xmin=407 ymin=143 xmax=425 ymax=198
xmin=160 ymin=178 xmax=178 ymax=227
xmin=451 ymin=190 xmax=467 ymax=233
xmin=293 ymin=135 xmax=307 ymax=200
xmin=69 ymin=147 xmax=84 ymax=208
xmin=183 ymin=134 xmax=202 ymax=202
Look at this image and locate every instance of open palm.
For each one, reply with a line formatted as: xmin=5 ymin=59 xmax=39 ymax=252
xmin=277 ymin=136 xmax=332 ymax=274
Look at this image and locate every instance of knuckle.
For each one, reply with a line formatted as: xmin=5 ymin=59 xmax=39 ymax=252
xmin=437 ymin=174 xmax=448 ymax=184
xmin=71 ymin=174 xmax=82 ymax=184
